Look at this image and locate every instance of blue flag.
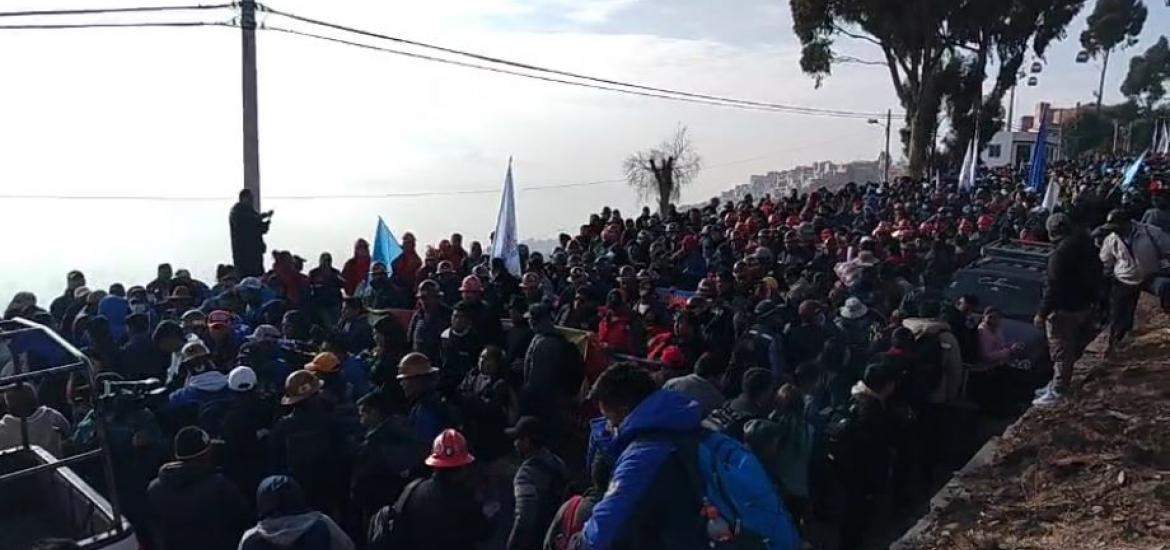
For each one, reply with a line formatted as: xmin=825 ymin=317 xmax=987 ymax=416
xmin=1027 ymin=108 xmax=1049 ymax=193
xmin=1121 ymin=150 xmax=1148 ymax=190
xmin=372 ymin=216 xmax=403 ymax=273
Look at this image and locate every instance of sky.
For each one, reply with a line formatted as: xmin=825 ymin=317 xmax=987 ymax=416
xmin=0 ymin=0 xmax=1167 ymax=306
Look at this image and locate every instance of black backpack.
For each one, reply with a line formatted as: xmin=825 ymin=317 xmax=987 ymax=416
xmin=824 ymin=400 xmax=860 ymax=468
xmin=368 ymin=478 xmax=423 ymax=550
xmin=909 ymin=330 xmax=948 ymax=401
xmin=702 ymin=405 xmax=758 ymax=441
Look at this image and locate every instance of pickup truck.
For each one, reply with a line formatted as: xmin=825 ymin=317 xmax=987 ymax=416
xmin=0 ymin=318 xmax=139 ymax=550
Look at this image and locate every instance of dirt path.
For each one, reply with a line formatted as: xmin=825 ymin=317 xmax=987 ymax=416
xmin=897 ymin=297 xmax=1170 ymax=550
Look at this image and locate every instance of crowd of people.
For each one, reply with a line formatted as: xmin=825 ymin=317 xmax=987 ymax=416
xmin=2 ymin=152 xmax=1169 ymax=550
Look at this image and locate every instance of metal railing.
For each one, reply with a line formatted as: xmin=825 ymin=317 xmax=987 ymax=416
xmin=0 ymin=317 xmax=125 ymax=534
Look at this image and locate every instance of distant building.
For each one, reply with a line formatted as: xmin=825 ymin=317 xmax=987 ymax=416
xmin=723 ymin=155 xmax=895 ymax=202
xmin=983 ymin=102 xmax=1074 ymax=169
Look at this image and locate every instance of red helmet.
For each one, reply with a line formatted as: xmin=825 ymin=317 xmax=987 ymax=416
xmin=819 ymin=228 xmax=834 ymax=243
xmin=425 ymin=429 xmax=475 ymax=469
xmin=785 ymin=214 xmax=801 ymax=228
xmin=893 ymin=229 xmax=917 ymax=241
xmin=918 ymin=221 xmax=936 ymax=236
xmin=768 ymin=213 xmax=783 ymax=227
xmin=895 ymin=219 xmax=913 ymax=231
xmin=976 ymin=214 xmax=995 ymax=232
xmin=459 ymin=275 xmax=483 ymax=294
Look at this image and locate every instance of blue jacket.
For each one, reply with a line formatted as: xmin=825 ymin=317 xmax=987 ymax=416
xmin=580 ymin=390 xmax=707 ymax=550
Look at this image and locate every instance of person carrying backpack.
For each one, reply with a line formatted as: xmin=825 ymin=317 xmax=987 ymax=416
xmin=575 ymin=363 xmax=798 ymax=550
xmin=703 ymin=368 xmax=774 ymax=441
xmin=508 ymin=416 xmax=570 ymax=550
xmin=367 ymin=429 xmax=496 ymax=550
xmin=544 ymin=454 xmax=614 ymax=550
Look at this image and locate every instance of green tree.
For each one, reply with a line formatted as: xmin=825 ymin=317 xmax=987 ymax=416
xmin=1080 ymin=0 xmax=1148 ymax=109
xmin=1121 ymin=36 xmax=1170 ymax=110
xmin=789 ymin=0 xmax=1085 ymax=177
xmin=623 ymin=126 xmax=701 ymax=215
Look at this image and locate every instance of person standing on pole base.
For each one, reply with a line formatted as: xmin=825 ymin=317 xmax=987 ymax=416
xmin=230 ymin=188 xmax=273 ymax=278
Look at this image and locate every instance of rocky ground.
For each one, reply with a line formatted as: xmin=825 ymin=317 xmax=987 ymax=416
xmin=897 ymin=296 xmax=1170 ymax=550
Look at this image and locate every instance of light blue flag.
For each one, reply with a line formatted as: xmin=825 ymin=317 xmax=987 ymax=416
xmin=372 ymin=216 xmax=403 ymax=273
xmin=490 ymin=158 xmax=521 ymax=276
xmin=1121 ymin=150 xmax=1148 ymax=190
xmin=1027 ymin=108 xmax=1049 ymax=193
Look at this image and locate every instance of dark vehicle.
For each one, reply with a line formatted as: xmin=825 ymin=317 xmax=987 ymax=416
xmin=944 ymin=241 xmax=1054 ymax=408
xmin=0 ymin=318 xmax=138 ymax=550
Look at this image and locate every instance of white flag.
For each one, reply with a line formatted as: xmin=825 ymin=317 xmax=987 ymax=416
xmin=1159 ymin=121 xmax=1170 ymax=155
xmin=491 ymin=158 xmax=522 ymax=276
xmin=1041 ymin=177 xmax=1061 ymax=212
xmin=957 ymin=136 xmax=977 ymax=191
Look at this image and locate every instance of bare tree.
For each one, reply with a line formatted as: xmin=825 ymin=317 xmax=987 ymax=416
xmin=623 ymin=125 xmax=702 ymax=215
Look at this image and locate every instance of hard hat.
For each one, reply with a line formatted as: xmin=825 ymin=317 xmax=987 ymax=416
xmin=459 ymin=275 xmax=483 ymax=293
xmin=282 ymin=370 xmax=322 ymax=406
xmin=425 ymin=428 xmax=476 ymax=469
xmin=180 ymin=341 xmax=210 ymax=364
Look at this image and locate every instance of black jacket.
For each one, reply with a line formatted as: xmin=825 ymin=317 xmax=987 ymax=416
xmin=351 ymin=418 xmax=427 ymax=523
xmin=439 ymin=328 xmax=484 ymax=397
xmin=146 ymin=461 xmax=252 ymax=550
xmin=120 ymin=332 xmax=167 ymax=381
xmin=508 ymin=448 xmax=569 ymax=550
xmin=1038 ymin=230 xmax=1103 ymax=316
xmin=392 ymin=473 xmax=493 ymax=550
xmin=269 ymin=403 xmax=351 ymax=511
xmin=230 ymin=201 xmax=269 ymax=278
xmin=409 ymin=305 xmax=452 ymax=364
xmin=220 ymin=392 xmax=272 ymax=497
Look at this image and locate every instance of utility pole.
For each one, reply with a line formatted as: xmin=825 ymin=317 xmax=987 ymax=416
xmin=241 ymin=0 xmax=261 ymax=212
xmin=1112 ymin=120 xmax=1120 ymax=153
xmin=884 ymin=109 xmax=892 ymax=183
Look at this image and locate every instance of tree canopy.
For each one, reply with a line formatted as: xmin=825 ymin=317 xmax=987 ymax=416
xmin=1080 ymin=0 xmax=1148 ymax=56
xmin=789 ymin=0 xmax=1085 ymax=177
xmin=1121 ymin=35 xmax=1170 ymax=109
xmin=623 ymin=126 xmax=701 ymax=215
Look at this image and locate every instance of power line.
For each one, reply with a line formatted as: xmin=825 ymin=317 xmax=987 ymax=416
xmin=263 ymin=25 xmax=878 ymax=120
xmin=0 ymin=3 xmax=232 ymax=18
xmin=0 ymin=21 xmax=227 ymax=30
xmin=262 ymin=7 xmax=890 ymax=119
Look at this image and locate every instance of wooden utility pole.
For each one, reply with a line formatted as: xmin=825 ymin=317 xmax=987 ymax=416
xmin=241 ymin=0 xmax=261 ymax=211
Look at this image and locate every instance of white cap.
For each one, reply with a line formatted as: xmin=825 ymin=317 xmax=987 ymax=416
xmin=228 ymin=366 xmax=257 ymax=392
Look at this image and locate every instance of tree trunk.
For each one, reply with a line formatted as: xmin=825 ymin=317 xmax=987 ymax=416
xmin=657 ymin=180 xmax=673 ymax=216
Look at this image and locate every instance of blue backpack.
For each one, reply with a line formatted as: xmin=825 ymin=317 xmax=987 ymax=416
xmin=681 ymin=430 xmax=801 ymax=550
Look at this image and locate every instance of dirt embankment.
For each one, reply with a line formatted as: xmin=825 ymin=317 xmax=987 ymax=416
xmin=899 ymin=296 xmax=1170 ymax=550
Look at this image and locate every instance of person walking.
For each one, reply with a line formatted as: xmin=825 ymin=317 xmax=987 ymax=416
xmin=1098 ymin=209 xmax=1170 ymax=359
xmin=1033 ymin=213 xmax=1103 ymax=407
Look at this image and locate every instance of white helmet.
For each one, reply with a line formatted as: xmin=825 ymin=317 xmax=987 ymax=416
xmin=228 ymin=366 xmax=257 ymax=392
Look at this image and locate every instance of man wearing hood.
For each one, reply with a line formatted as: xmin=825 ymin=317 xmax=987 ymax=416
xmin=239 ymin=475 xmax=354 ymax=550
xmin=147 ymin=426 xmax=252 ymax=550
xmin=341 ymin=239 xmax=371 ymax=297
xmin=166 ymin=341 xmax=232 ymax=432
xmin=572 ymin=363 xmax=707 ymax=550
